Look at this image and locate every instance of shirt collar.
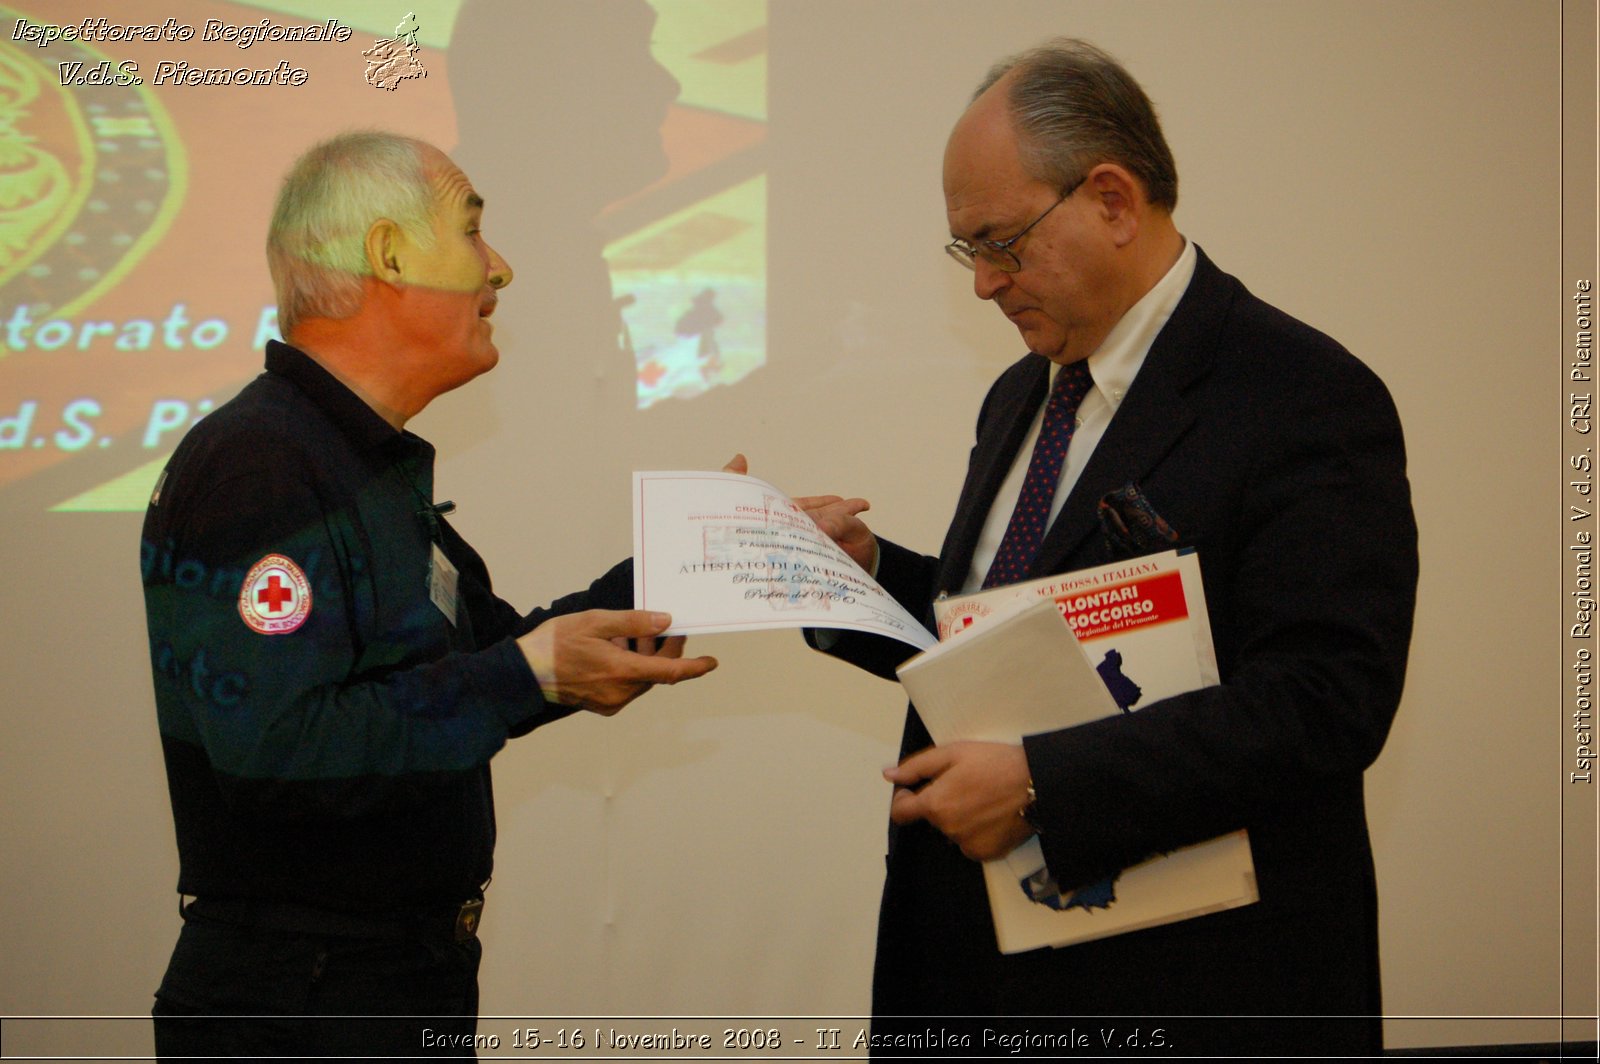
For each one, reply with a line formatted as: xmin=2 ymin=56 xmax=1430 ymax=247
xmin=1074 ymin=237 xmax=1198 ymax=410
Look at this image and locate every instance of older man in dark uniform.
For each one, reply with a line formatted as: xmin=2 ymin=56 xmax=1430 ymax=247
xmin=141 ymin=132 xmax=718 ymax=1059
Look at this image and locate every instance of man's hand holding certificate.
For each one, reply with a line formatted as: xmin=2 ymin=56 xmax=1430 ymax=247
xmin=632 ymin=469 xmax=937 ymax=651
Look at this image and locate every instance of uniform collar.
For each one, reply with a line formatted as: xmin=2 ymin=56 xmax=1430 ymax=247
xmin=264 ymin=340 xmax=434 ymax=461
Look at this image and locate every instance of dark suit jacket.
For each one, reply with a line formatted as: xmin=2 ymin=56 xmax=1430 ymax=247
xmin=820 ymin=248 xmax=1417 ymax=1055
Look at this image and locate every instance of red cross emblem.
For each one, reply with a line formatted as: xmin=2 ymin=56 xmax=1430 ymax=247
xmin=935 ymin=599 xmax=993 ymax=641
xmin=257 ymin=574 xmax=294 ymax=612
xmin=239 ymin=554 xmax=312 ymax=634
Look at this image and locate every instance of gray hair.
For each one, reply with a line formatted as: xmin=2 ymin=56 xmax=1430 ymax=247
xmin=976 ymin=39 xmax=1178 ymax=211
xmin=266 ymin=131 xmax=437 ymax=334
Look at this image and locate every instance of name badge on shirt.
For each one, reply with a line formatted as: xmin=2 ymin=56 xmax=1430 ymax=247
xmin=429 ymin=543 xmax=459 ymax=627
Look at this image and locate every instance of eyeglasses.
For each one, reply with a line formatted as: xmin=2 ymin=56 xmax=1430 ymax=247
xmin=944 ymin=177 xmax=1084 ymax=274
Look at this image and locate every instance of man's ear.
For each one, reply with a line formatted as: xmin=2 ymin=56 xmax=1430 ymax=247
xmin=1085 ymin=163 xmax=1144 ymax=248
xmin=365 ymin=219 xmax=405 ymax=284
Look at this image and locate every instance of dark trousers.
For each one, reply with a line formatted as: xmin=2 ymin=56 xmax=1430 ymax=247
xmin=152 ymin=909 xmax=483 ymax=1061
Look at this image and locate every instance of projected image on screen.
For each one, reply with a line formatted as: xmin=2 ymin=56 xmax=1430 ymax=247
xmin=598 ymin=4 xmax=766 ymax=411
xmin=0 ymin=0 xmax=768 ymax=512
xmin=450 ymin=0 xmax=767 ymax=422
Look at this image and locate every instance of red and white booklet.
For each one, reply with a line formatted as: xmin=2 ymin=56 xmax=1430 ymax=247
xmin=897 ymin=549 xmax=1257 ymax=953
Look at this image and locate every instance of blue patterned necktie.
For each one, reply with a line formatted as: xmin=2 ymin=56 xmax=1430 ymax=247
xmin=983 ymin=361 xmax=1094 ymax=589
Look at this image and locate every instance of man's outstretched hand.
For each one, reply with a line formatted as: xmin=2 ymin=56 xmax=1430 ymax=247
xmin=519 ymin=610 xmax=717 ymax=716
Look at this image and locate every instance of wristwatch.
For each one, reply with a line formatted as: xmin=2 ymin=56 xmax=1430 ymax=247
xmin=1020 ymin=781 xmax=1045 ymax=835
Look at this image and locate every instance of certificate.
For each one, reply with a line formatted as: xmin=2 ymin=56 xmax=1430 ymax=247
xmin=632 ymin=470 xmax=936 ymax=650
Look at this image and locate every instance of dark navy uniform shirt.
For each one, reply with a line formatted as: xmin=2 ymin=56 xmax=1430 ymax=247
xmin=142 ymin=341 xmax=629 ymax=913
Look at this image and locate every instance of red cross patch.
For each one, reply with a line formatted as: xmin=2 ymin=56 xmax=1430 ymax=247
xmin=238 ymin=554 xmax=313 ymax=635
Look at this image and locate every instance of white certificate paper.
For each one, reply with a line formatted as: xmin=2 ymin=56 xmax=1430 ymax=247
xmin=633 ymin=471 xmax=937 ymax=650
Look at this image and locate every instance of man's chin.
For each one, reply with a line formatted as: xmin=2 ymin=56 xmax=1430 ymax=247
xmin=471 ymin=334 xmax=500 ymax=368
xmin=1019 ymin=332 xmax=1065 ymax=362
xmin=438 ymin=346 xmax=500 ymax=396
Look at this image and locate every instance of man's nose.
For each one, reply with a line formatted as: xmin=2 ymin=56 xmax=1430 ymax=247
xmin=973 ymin=256 xmax=1011 ymax=301
xmin=486 ymin=242 xmax=513 ymax=289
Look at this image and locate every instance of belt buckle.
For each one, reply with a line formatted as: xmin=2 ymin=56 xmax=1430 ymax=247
xmin=454 ymin=897 xmax=484 ymax=942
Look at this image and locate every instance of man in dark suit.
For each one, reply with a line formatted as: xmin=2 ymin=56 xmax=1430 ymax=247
xmin=804 ymin=39 xmax=1416 ymax=1056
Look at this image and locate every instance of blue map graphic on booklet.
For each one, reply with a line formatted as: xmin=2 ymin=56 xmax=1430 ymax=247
xmin=1027 ymin=648 xmax=1144 ymax=912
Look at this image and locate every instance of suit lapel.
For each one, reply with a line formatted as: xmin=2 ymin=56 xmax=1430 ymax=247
xmin=1030 ymin=247 xmax=1239 ymax=573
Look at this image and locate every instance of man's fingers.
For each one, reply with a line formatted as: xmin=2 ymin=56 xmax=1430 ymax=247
xmin=793 ymin=494 xmax=871 ymax=518
xmin=516 ymin=609 xmax=719 ymax=715
xmin=634 ymin=652 xmax=718 ymax=685
xmin=888 ymin=784 xmax=927 ymax=826
xmin=883 ymin=745 xmax=948 ymax=787
xmin=792 ymin=493 xmax=844 ymax=509
xmin=722 ymin=453 xmax=749 ymax=475
xmin=884 ymin=746 xmax=946 ymax=827
xmin=881 ymin=743 xmax=1035 ymax=859
xmin=585 ymin=609 xmax=676 ymax=641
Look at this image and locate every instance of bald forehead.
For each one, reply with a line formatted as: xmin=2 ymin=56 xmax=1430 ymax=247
xmin=945 ymin=80 xmax=1022 ymax=182
xmin=943 ymin=80 xmax=1039 ymax=239
xmin=960 ymin=69 xmax=1015 ymax=127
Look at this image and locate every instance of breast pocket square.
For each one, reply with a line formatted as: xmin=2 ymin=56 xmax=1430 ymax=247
xmin=1098 ymin=481 xmax=1180 ymax=557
